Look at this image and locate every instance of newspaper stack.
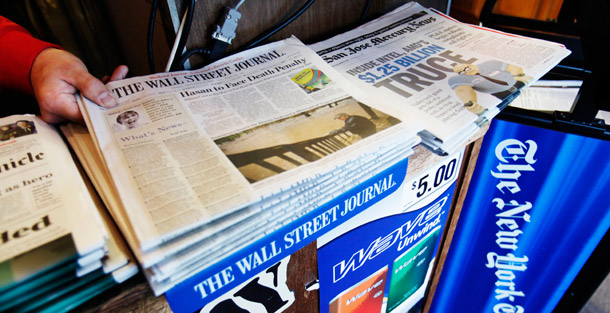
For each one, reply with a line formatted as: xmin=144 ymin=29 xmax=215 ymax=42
xmin=0 ymin=115 xmax=138 ymax=312
xmin=310 ymin=2 xmax=570 ymax=155
xmin=69 ymin=1 xmax=569 ymax=298
xmin=75 ymin=36 xmax=422 ymax=295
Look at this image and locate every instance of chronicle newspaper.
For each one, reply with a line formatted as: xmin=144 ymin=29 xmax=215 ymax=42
xmin=0 ymin=115 xmax=107 ymax=266
xmin=78 ymin=36 xmax=423 ymax=254
xmin=309 ymin=1 xmax=571 ymax=154
xmin=0 ymin=119 xmax=138 ymax=311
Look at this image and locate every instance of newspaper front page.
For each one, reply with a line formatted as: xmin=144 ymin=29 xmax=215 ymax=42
xmin=0 ymin=115 xmax=107 ymax=264
xmin=79 ymin=36 xmax=422 ymax=252
xmin=309 ymin=2 xmax=571 ymax=154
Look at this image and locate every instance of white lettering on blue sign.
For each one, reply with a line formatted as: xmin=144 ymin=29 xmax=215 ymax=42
xmin=487 ymin=138 xmax=538 ymax=310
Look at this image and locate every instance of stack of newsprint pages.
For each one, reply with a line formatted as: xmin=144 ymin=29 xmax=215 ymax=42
xmin=309 ymin=2 xmax=570 ymax=154
xmin=0 ymin=115 xmax=138 ymax=313
xmin=73 ymin=35 xmax=422 ymax=296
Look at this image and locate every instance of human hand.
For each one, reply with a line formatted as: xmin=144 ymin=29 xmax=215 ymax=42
xmin=30 ymin=48 xmax=128 ymax=123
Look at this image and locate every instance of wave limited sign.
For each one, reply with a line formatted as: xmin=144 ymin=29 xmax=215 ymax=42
xmin=332 ymin=196 xmax=446 ymax=283
xmin=486 ymin=139 xmax=537 ymax=313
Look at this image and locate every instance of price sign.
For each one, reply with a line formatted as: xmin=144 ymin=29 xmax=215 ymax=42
xmin=403 ymin=150 xmax=463 ymax=209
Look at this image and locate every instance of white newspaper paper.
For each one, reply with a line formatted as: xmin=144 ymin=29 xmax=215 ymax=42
xmin=63 ymin=123 xmax=416 ymax=295
xmin=508 ymin=80 xmax=582 ymax=112
xmin=0 ymin=115 xmax=107 ymax=263
xmin=145 ymin=139 xmax=416 ymax=295
xmin=78 ymin=37 xmax=421 ymax=254
xmin=309 ymin=2 xmax=571 ymax=154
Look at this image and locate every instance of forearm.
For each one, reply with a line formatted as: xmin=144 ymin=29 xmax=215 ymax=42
xmin=0 ymin=16 xmax=60 ymax=94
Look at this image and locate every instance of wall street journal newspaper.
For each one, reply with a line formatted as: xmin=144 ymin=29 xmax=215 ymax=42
xmin=78 ymin=37 xmax=422 ymax=257
xmin=309 ymin=2 xmax=570 ymax=154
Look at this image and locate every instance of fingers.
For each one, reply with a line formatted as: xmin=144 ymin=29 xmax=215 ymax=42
xmin=73 ymin=72 xmax=118 ymax=108
xmin=103 ymin=66 xmax=128 ymax=83
xmin=49 ymin=65 xmax=127 ymax=123
xmin=37 ymin=90 xmax=85 ymax=124
xmin=109 ymin=65 xmax=129 ymax=82
xmin=82 ymin=65 xmax=128 ymax=106
xmin=30 ymin=48 xmax=130 ymax=123
xmin=33 ymin=49 xmax=117 ymax=108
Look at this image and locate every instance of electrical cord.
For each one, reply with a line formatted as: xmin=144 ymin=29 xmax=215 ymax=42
xmin=234 ymin=0 xmax=246 ymax=10
xmin=149 ymin=0 xmax=316 ymax=71
xmin=176 ymin=47 xmax=211 ymax=69
xmin=147 ymin=0 xmax=159 ymax=73
xmin=173 ymin=0 xmax=242 ymax=70
xmin=183 ymin=0 xmax=315 ymax=68
xmin=360 ymin=0 xmax=372 ymax=23
xmin=240 ymin=0 xmax=315 ymax=51
xmin=147 ymin=0 xmax=195 ymax=73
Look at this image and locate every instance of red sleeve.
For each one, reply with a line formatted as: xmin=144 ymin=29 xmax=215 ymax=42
xmin=0 ymin=16 xmax=61 ymax=94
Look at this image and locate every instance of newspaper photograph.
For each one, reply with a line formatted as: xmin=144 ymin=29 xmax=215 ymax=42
xmin=78 ymin=36 xmax=421 ymax=251
xmin=309 ymin=1 xmax=570 ymax=153
xmin=0 ymin=115 xmax=107 ymax=263
xmin=216 ymin=97 xmax=401 ymax=183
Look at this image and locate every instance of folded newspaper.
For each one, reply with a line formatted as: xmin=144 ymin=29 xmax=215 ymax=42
xmin=71 ymin=1 xmax=571 ymax=298
xmin=0 ymin=115 xmax=137 ymax=312
xmin=309 ymin=2 xmax=570 ymax=154
xmin=0 ymin=115 xmax=107 ymax=269
xmin=76 ymin=36 xmax=422 ymax=294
